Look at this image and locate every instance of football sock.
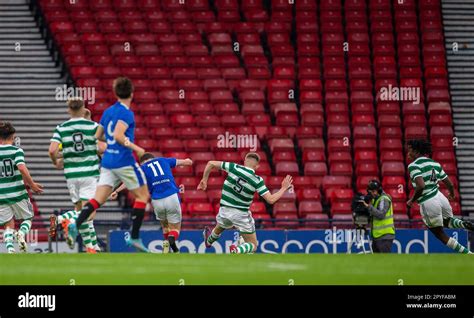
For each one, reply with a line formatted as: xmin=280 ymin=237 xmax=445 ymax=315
xmin=206 ymin=229 xmax=221 ymax=245
xmin=19 ymin=219 xmax=32 ymax=236
xmin=58 ymin=210 xmax=78 ymax=224
xmin=235 ymin=242 xmax=255 ymax=254
xmin=79 ymin=223 xmax=93 ymax=249
xmin=88 ymin=221 xmax=99 ymax=249
xmin=446 ymin=237 xmax=470 ymax=254
xmin=4 ymin=228 xmax=14 ymax=252
xmin=168 ymin=230 xmax=179 ymax=253
xmin=447 ymin=217 xmax=467 ymax=229
xmin=131 ymin=201 xmax=146 ymax=240
xmin=76 ymin=199 xmax=100 ymax=228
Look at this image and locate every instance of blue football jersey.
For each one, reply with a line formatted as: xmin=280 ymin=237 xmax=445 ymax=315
xmin=100 ymin=101 xmax=136 ymax=169
xmin=141 ymin=157 xmax=179 ymax=200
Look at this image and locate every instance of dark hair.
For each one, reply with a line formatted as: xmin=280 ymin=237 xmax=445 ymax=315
xmin=245 ymin=152 xmax=260 ymax=162
xmin=140 ymin=152 xmax=155 ymax=164
xmin=407 ymin=139 xmax=432 ymax=157
xmin=367 ymin=179 xmax=382 ymax=194
xmin=67 ymin=98 xmax=84 ymax=111
xmin=113 ymin=77 xmax=134 ymax=99
xmin=0 ymin=121 xmax=16 ymax=140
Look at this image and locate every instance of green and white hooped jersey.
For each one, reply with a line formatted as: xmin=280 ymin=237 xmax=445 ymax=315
xmin=51 ymin=118 xmax=100 ymax=180
xmin=220 ymin=162 xmax=269 ymax=212
xmin=0 ymin=145 xmax=29 ymax=205
xmin=408 ymin=157 xmax=448 ymax=203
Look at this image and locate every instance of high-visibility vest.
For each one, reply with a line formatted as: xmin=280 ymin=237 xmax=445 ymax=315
xmin=371 ymin=194 xmax=395 ymax=239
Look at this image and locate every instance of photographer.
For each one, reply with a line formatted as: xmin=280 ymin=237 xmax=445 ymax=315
xmin=359 ymin=180 xmax=395 ymax=253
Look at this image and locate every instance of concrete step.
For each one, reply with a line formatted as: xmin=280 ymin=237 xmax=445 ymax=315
xmin=0 ymin=50 xmax=49 ymax=56
xmin=0 ymin=61 xmax=56 ymax=67
xmin=0 ymin=66 xmax=61 ymax=73
xmin=0 ymin=79 xmax=65 ymax=85
xmin=3 ymin=107 xmax=69 ymax=114
xmin=0 ymin=22 xmax=37 ymax=29
xmin=0 ymin=39 xmax=43 ymax=45
xmin=454 ymin=119 xmax=474 ymax=125
xmin=0 ymin=56 xmax=52 ymax=62
xmin=0 ymin=44 xmax=47 ymax=51
xmin=459 ymin=184 xmax=474 ymax=192
xmin=451 ymin=105 xmax=474 ymax=111
xmin=451 ymin=95 xmax=474 ymax=101
xmin=449 ymin=84 xmax=474 ymax=90
xmin=0 ymin=33 xmax=42 ymax=39
xmin=0 ymin=27 xmax=40 ymax=33
xmin=0 ymin=73 xmax=62 ymax=80
xmin=0 ymin=101 xmax=68 ymax=107
xmin=0 ymin=90 xmax=67 ymax=96
xmin=0 ymin=84 xmax=63 ymax=90
xmin=2 ymin=112 xmax=66 ymax=119
xmin=0 ymin=18 xmax=34 ymax=24
xmin=448 ymin=78 xmax=474 ymax=84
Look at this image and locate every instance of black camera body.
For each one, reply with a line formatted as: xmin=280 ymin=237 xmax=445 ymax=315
xmin=352 ymin=193 xmax=373 ymax=227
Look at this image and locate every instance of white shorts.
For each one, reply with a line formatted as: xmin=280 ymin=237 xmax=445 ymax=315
xmin=216 ymin=206 xmax=256 ymax=234
xmin=419 ymin=191 xmax=453 ymax=228
xmin=0 ymin=199 xmax=34 ymax=225
xmin=98 ymin=163 xmax=146 ymax=191
xmin=67 ymin=176 xmax=98 ymax=204
xmin=151 ymin=193 xmax=182 ymax=224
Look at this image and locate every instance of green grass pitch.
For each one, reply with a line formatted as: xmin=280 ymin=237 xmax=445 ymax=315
xmin=0 ymin=254 xmax=473 ymax=285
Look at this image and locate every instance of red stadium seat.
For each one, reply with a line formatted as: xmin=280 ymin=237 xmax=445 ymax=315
xmin=275 ymin=162 xmax=299 ymax=176
xmin=304 ymin=213 xmax=330 ymax=229
xmin=298 ymin=201 xmax=323 ymax=217
xmin=273 ymin=202 xmax=298 ymax=215
xmin=305 ymin=162 xmax=328 ymax=176
xmin=381 ymin=162 xmax=406 ymax=176
xmin=182 ymin=190 xmax=208 ymax=203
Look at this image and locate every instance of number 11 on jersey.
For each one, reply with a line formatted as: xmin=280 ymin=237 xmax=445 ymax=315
xmin=147 ymin=161 xmax=164 ymax=177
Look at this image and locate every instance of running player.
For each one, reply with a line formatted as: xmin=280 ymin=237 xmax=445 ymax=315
xmin=0 ymin=122 xmax=43 ymax=253
xmin=48 ymin=98 xmax=102 ymax=252
xmin=406 ymin=139 xmax=473 ymax=254
xmin=111 ymin=153 xmax=193 ymax=253
xmin=67 ymin=77 xmax=150 ymax=252
xmin=198 ymin=152 xmax=293 ymax=254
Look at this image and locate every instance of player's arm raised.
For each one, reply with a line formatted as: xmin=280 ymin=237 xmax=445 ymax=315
xmin=197 ymin=160 xmax=223 ymax=191
xmin=18 ymin=164 xmax=43 ymax=194
xmin=407 ymin=176 xmax=425 ymax=207
xmin=262 ymin=175 xmax=293 ymax=205
xmin=48 ymin=141 xmax=63 ymax=169
xmin=113 ymin=121 xmax=145 ymax=158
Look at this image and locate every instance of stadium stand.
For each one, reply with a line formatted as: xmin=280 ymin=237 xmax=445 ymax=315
xmin=9 ymin=0 xmax=461 ymax=231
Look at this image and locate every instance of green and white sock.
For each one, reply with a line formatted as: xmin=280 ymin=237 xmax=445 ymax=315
xmin=4 ymin=228 xmax=15 ymax=252
xmin=88 ymin=221 xmax=99 ymax=250
xmin=448 ymin=217 xmax=467 ymax=229
xmin=79 ymin=223 xmax=93 ymax=249
xmin=447 ymin=237 xmax=470 ymax=254
xmin=19 ymin=219 xmax=32 ymax=237
xmin=235 ymin=242 xmax=254 ymax=254
xmin=58 ymin=210 xmax=78 ymax=224
xmin=206 ymin=230 xmax=221 ymax=246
